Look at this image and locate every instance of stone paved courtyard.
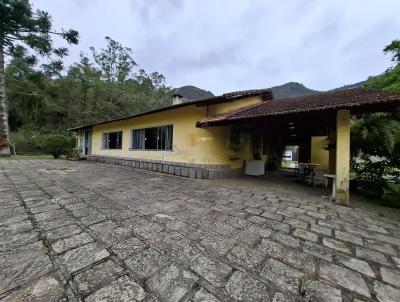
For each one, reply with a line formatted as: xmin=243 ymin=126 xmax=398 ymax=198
xmin=1 ymin=160 xmax=400 ymax=302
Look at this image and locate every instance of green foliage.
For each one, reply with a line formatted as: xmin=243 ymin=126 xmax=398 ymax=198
xmin=11 ymin=127 xmax=44 ymax=154
xmin=1 ymin=0 xmax=79 ymax=155
xmin=382 ymin=183 xmax=400 ymax=207
xmin=365 ymin=38 xmax=400 ymax=93
xmin=351 ymin=113 xmax=400 ymax=201
xmin=2 ymin=2 xmax=171 ymax=157
xmin=1 ymin=0 xmax=79 ymax=63
xmin=352 ymin=38 xmax=400 ymax=203
xmin=351 ymin=113 xmax=400 ymax=161
xmin=6 ymin=36 xmax=172 ymax=135
xmin=70 ymin=147 xmax=81 ymax=159
xmin=384 ymin=39 xmax=400 ymax=65
xmin=42 ymin=134 xmax=74 ymax=159
xmin=90 ymin=37 xmax=136 ymax=83
xmin=11 ymin=128 xmax=75 ymax=157
xmin=365 ymin=65 xmax=400 ymax=92
xmin=6 ymin=46 xmax=48 ymax=130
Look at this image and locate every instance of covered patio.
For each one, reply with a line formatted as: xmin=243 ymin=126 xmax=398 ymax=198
xmin=197 ymin=88 xmax=400 ymax=205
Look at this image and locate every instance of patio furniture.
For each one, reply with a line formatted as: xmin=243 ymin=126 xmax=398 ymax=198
xmin=297 ymin=163 xmax=314 ymax=184
xmin=296 ymin=163 xmax=306 ymax=180
xmin=304 ymin=166 xmax=315 ymax=185
xmin=324 ymin=174 xmax=336 ymax=199
xmin=313 ymin=166 xmax=329 ymax=188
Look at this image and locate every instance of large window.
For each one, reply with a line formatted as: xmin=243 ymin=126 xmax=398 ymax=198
xmin=132 ymin=125 xmax=173 ymax=150
xmin=102 ymin=131 xmax=123 ymax=149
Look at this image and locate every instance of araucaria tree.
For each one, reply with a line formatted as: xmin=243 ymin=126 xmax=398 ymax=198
xmin=0 ymin=0 xmax=79 ymax=155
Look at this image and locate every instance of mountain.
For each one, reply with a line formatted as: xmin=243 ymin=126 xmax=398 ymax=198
xmin=173 ymin=85 xmax=214 ymax=101
xmin=268 ymin=80 xmax=367 ymax=99
xmin=172 ymin=80 xmax=366 ymax=103
xmin=269 ymin=82 xmax=320 ymax=99
xmin=172 ymin=83 xmax=318 ymax=102
xmin=332 ymin=81 xmax=366 ymax=91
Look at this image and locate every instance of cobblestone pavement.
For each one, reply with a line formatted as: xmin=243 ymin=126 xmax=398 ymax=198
xmin=1 ymin=160 xmax=400 ymax=302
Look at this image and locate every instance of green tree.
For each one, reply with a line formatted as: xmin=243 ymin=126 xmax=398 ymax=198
xmin=365 ymin=65 xmax=400 ymax=92
xmin=365 ymin=38 xmax=400 ymax=92
xmin=5 ymin=45 xmax=46 ymax=129
xmin=90 ymin=36 xmax=136 ymax=83
xmin=5 ymin=35 xmax=172 ymax=154
xmin=384 ymin=39 xmax=400 ymax=65
xmin=43 ymin=134 xmax=74 ymax=159
xmin=90 ymin=37 xmax=136 ymax=111
xmin=87 ymin=37 xmax=171 ymax=119
xmin=0 ymin=0 xmax=79 ymax=155
xmin=351 ymin=39 xmax=400 ymax=201
xmin=351 ymin=114 xmax=400 ymax=185
xmin=58 ymin=54 xmax=102 ymax=127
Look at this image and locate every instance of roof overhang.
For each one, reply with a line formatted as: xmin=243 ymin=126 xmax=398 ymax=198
xmin=68 ymin=88 xmax=273 ymax=132
xmin=196 ymin=88 xmax=400 ymax=128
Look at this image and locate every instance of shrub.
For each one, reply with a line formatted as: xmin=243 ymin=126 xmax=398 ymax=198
xmin=43 ymin=134 xmax=75 ymax=159
xmin=11 ymin=128 xmax=46 ymax=155
xmin=69 ymin=147 xmax=81 ymax=159
xmin=351 ymin=113 xmax=400 ymax=204
xmin=382 ymin=183 xmax=400 ymax=208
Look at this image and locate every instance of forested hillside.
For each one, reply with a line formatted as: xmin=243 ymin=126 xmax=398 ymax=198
xmin=173 ymin=85 xmax=214 ymax=100
xmin=6 ymin=37 xmax=172 ymax=134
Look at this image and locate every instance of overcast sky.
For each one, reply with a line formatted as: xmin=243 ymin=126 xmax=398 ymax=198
xmin=32 ymin=0 xmax=400 ymax=95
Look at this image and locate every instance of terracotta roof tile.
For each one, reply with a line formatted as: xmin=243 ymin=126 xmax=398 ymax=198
xmin=68 ymin=88 xmax=273 ymax=131
xmin=197 ymin=88 xmax=400 ymax=127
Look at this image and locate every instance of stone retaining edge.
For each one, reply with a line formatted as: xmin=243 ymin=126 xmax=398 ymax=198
xmin=84 ymin=155 xmax=238 ymax=179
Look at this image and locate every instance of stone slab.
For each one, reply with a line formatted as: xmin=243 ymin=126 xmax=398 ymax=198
xmin=85 ymin=275 xmax=147 ymax=302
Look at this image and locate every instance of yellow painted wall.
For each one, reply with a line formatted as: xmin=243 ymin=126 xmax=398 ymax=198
xmin=86 ymin=99 xmax=256 ymax=168
xmin=335 ymin=109 xmax=350 ymax=203
xmin=311 ymin=136 xmax=329 ymax=166
xmin=208 ymin=96 xmax=263 ymax=115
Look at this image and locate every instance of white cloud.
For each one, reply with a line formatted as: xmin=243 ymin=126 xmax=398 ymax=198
xmin=32 ymin=0 xmax=400 ymax=94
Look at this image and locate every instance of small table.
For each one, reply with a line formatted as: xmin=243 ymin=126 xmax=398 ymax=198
xmin=323 ymin=174 xmax=336 ymax=200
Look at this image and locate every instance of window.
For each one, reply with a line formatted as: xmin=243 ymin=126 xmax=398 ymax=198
xmin=132 ymin=125 xmax=173 ymax=150
xmin=102 ymin=131 xmax=123 ymax=149
xmin=230 ymin=128 xmax=241 ymax=144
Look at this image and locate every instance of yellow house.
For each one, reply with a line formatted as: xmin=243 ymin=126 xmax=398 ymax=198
xmin=70 ymin=90 xmax=273 ymax=179
xmin=69 ymin=87 xmax=400 ymax=204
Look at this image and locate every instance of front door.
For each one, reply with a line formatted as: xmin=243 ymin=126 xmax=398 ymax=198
xmin=79 ymin=135 xmax=84 ymax=155
xmin=84 ymin=130 xmax=92 ymax=155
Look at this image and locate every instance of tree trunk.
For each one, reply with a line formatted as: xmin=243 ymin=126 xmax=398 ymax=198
xmin=0 ymin=45 xmax=10 ymax=155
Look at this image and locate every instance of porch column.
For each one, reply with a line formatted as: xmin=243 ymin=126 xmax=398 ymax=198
xmin=335 ymin=109 xmax=350 ymax=204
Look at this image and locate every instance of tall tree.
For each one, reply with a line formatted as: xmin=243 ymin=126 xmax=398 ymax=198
xmin=89 ymin=37 xmax=136 ymax=110
xmin=90 ymin=36 xmax=136 ymax=83
xmin=351 ymin=39 xmax=400 ymax=198
xmin=0 ymin=0 xmax=78 ymax=155
xmin=6 ymin=45 xmax=45 ymax=129
xmin=366 ymin=39 xmax=400 ymax=92
xmin=384 ymin=39 xmax=400 ymax=66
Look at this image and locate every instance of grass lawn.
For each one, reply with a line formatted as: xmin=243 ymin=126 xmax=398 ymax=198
xmin=0 ymin=154 xmax=65 ymax=160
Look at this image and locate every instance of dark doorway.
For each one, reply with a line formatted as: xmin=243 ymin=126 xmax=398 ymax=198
xmin=282 ymin=145 xmax=299 ymax=168
xmin=84 ymin=130 xmax=92 ymax=155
